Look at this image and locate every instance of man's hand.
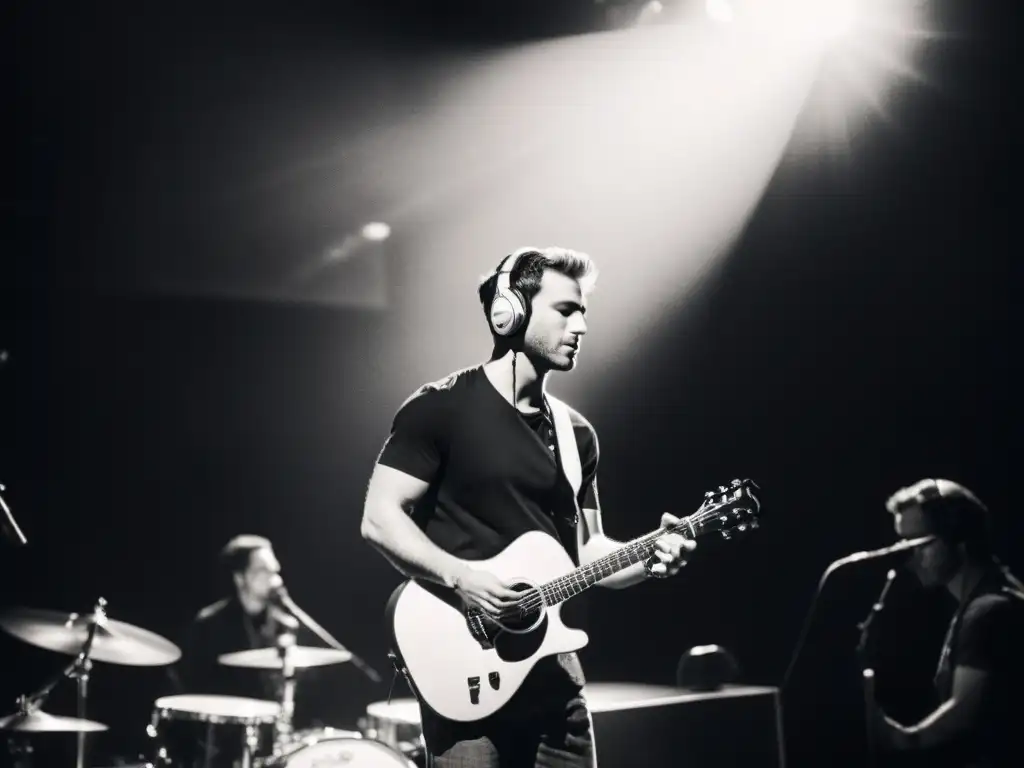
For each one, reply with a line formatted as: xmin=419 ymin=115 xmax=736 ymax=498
xmin=647 ymin=513 xmax=696 ymax=578
xmin=868 ymin=699 xmax=917 ymax=751
xmin=452 ymin=568 xmax=522 ymax=616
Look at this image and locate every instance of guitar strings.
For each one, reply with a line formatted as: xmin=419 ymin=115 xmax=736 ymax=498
xmin=485 ymin=498 xmax=747 ymax=622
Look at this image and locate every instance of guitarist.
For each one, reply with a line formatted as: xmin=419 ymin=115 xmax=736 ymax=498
xmin=360 ymin=247 xmax=694 ymax=767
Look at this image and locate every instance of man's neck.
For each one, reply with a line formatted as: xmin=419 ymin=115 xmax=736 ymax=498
xmin=484 ymin=349 xmax=548 ymax=412
xmin=237 ymin=591 xmax=267 ymax=617
xmin=946 ymin=559 xmax=992 ymax=603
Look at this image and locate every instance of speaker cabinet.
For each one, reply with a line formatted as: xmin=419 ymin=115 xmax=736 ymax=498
xmin=587 ymin=683 xmax=785 ymax=768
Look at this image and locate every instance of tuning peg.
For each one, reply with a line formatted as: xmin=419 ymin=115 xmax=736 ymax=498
xmin=749 ymin=519 xmax=759 ymax=529
xmin=720 ymin=531 xmax=732 ymax=540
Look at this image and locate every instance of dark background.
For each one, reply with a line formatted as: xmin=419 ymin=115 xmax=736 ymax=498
xmin=2 ymin=1 xmax=1019 ymax=766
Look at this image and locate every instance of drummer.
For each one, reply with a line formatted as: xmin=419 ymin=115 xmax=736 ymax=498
xmin=170 ymin=534 xmax=315 ymax=702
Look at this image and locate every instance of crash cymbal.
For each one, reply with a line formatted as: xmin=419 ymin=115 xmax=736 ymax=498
xmin=0 ymin=607 xmax=181 ymax=666
xmin=218 ymin=646 xmax=352 ymax=669
xmin=0 ymin=709 xmax=109 ymax=733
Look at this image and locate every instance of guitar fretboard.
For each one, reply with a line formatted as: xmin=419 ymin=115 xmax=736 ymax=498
xmin=538 ymin=519 xmax=695 ymax=606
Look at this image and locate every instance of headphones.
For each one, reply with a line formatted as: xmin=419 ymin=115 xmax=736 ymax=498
xmin=488 ymin=248 xmax=538 ymax=337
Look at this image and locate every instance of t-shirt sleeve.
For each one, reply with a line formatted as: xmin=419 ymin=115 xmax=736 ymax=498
xmin=377 ymin=386 xmax=450 ymax=484
xmin=955 ymin=593 xmax=1024 ymax=672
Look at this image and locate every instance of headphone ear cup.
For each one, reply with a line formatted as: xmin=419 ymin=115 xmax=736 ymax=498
xmin=490 ymin=290 xmax=526 ymax=336
xmin=507 ymin=288 xmax=528 ymax=333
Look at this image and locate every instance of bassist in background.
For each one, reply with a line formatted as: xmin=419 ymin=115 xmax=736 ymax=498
xmin=360 ymin=247 xmax=693 ymax=768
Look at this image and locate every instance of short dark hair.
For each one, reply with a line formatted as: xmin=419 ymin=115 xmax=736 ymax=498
xmin=220 ymin=534 xmax=273 ymax=579
xmin=477 ymin=247 xmax=598 ymax=329
xmin=886 ymin=479 xmax=992 ymax=552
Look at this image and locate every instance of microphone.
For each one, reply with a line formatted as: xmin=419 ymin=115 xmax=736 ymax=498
xmin=270 ymin=584 xmax=301 ymax=617
xmin=780 ymin=538 xmax=931 ymax=690
xmin=830 ymin=536 xmax=935 ymax=569
xmin=270 ymin=582 xmax=382 ymax=683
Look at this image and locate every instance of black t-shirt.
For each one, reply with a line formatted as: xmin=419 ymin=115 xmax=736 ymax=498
xmin=170 ymin=596 xmax=319 ymax=706
xmin=378 ymin=365 xmax=599 ymax=565
xmin=932 ymin=574 xmax=1024 ymax=767
xmin=377 ymin=365 xmax=600 ymax=725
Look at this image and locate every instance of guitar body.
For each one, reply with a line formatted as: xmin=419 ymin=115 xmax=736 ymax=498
xmin=386 ymin=530 xmax=589 ymax=722
xmin=383 ymin=478 xmax=762 ymax=724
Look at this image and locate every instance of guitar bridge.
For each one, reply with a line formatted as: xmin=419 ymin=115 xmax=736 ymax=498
xmin=465 ymin=608 xmax=495 ymax=650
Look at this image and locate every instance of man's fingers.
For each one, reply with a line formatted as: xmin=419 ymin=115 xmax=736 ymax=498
xmin=495 ymin=586 xmax=522 ymax=601
xmin=473 ymin=597 xmax=502 ymax=615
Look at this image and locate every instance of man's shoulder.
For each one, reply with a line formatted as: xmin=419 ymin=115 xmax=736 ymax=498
xmin=194 ymin=598 xmax=231 ymax=623
xmin=964 ymin=588 xmax=1024 ymax=629
xmin=399 ymin=366 xmax=479 ymax=409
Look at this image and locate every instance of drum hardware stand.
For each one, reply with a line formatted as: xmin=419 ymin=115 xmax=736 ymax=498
xmin=10 ymin=597 xmax=106 ymax=768
xmin=272 ymin=631 xmax=298 ymax=758
xmin=857 ymin=569 xmax=898 ymax=768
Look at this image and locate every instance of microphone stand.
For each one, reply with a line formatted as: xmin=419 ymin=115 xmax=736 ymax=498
xmin=0 ymin=483 xmax=28 ymax=546
xmin=277 ymin=592 xmax=382 ymax=684
xmin=857 ymin=569 xmax=898 ymax=768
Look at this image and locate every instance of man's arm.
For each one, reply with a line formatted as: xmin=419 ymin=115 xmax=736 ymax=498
xmin=577 ymin=504 xmax=652 ymax=589
xmin=882 ymin=665 xmax=988 ymax=750
xmin=360 ymin=463 xmax=468 ymax=588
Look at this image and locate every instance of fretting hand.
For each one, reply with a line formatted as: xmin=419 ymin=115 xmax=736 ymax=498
xmin=646 ymin=513 xmax=696 ymax=578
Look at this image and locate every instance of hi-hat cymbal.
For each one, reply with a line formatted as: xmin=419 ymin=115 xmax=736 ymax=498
xmin=218 ymin=646 xmax=352 ymax=669
xmin=0 ymin=607 xmax=181 ymax=666
xmin=0 ymin=709 xmax=109 ymax=733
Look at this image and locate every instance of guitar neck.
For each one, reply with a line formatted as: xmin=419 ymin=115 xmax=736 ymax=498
xmin=538 ymin=517 xmax=697 ymax=607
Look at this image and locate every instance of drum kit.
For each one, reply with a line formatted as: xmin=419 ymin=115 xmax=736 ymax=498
xmin=0 ymin=598 xmax=425 ymax=768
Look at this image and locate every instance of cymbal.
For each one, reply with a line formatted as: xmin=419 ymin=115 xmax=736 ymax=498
xmin=218 ymin=646 xmax=352 ymax=669
xmin=0 ymin=607 xmax=182 ymax=666
xmin=0 ymin=709 xmax=109 ymax=733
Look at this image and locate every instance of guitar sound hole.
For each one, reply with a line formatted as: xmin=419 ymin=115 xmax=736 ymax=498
xmin=464 ymin=583 xmax=546 ymax=656
xmin=491 ymin=583 xmax=547 ymax=663
xmin=496 ymin=582 xmax=544 ymax=633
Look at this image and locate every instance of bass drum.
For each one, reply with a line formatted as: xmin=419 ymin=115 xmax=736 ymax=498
xmin=279 ymin=736 xmax=416 ymax=767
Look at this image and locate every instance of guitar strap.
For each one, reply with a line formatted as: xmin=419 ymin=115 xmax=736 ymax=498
xmin=546 ymin=394 xmax=582 ymax=499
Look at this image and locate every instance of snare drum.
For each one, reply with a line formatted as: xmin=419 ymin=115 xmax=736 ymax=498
xmin=274 ymin=736 xmax=414 ymax=767
xmin=149 ymin=694 xmax=280 ymax=768
xmin=360 ymin=699 xmax=424 ymax=766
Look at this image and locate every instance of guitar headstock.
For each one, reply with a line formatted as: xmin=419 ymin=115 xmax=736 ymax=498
xmin=691 ymin=479 xmax=762 ymax=540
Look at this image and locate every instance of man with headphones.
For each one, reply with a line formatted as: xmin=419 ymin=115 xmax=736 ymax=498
xmin=361 ymin=247 xmax=694 ymax=767
xmin=872 ymin=478 xmax=1024 ymax=767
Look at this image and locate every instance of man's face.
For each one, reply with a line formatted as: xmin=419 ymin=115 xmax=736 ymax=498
xmin=523 ymin=270 xmax=588 ymax=372
xmin=235 ymin=547 xmax=282 ymax=603
xmin=891 ymin=504 xmax=959 ymax=588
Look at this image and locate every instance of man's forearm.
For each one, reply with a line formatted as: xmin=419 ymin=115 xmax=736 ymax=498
xmin=361 ymin=504 xmax=466 ymax=587
xmin=580 ymin=534 xmax=650 ymax=589
xmin=899 ymin=697 xmax=972 ymax=750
